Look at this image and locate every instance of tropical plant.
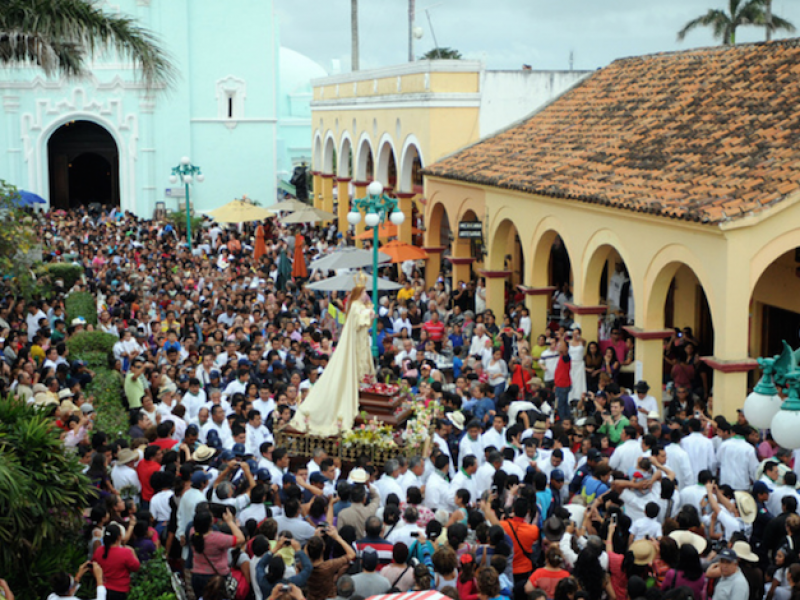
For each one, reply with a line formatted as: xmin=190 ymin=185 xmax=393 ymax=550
xmin=88 ymin=368 xmax=128 ymax=441
xmin=0 ymin=0 xmax=175 ymax=88
xmin=67 ymin=330 xmax=118 ymax=367
xmin=65 ymin=290 xmax=98 ymax=325
xmin=421 ymin=46 xmax=462 ymax=59
xmin=43 ymin=263 xmax=84 ymax=290
xmin=0 ymin=394 xmax=94 ymax=599
xmin=677 ymin=0 xmax=795 ymax=45
xmin=0 ymin=179 xmax=38 ymax=276
xmin=165 ymin=210 xmax=203 ymax=235
xmin=128 ymin=549 xmax=179 ymax=600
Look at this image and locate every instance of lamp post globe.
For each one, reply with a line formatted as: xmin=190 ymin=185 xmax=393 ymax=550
xmin=347 ymin=211 xmax=361 ymax=225
xmin=367 ymin=181 xmax=384 ymax=197
xmin=197 ymin=174 xmax=205 ymax=183
xmin=772 ymin=409 xmax=800 ymax=449
xmin=390 ymin=210 xmax=405 ymax=225
xmin=181 ymin=156 xmax=191 ymax=166
xmin=183 ymin=174 xmax=193 ymax=184
xmin=743 ymin=390 xmax=782 ymax=429
xmin=169 ymin=175 xmax=178 ymax=184
xmin=365 ymin=212 xmax=380 ymax=228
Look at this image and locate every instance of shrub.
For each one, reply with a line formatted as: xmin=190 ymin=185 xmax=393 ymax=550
xmin=0 ymin=395 xmax=93 ymax=599
xmin=65 ymin=290 xmax=98 ymax=325
xmin=67 ymin=331 xmax=117 ymax=367
xmin=129 ymin=549 xmax=179 ymax=600
xmin=89 ymin=369 xmax=128 ymax=441
xmin=45 ymin=263 xmax=84 ymax=290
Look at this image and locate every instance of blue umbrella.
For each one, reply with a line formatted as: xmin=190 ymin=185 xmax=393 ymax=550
xmin=9 ymin=190 xmax=47 ymax=206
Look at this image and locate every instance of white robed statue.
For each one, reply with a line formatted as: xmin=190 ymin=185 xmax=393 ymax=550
xmin=290 ymin=273 xmax=375 ymax=436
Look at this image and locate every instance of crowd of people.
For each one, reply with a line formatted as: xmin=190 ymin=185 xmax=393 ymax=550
xmin=0 ymin=205 xmax=795 ymax=600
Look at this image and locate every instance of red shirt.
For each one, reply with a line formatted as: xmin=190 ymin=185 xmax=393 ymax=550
xmin=92 ymin=545 xmax=140 ymax=592
xmin=500 ymin=517 xmax=540 ymax=574
xmin=423 ymin=320 xmax=445 ymax=341
xmin=137 ymin=459 xmax=161 ymax=502
xmin=151 ymin=437 xmax=178 ymax=452
xmin=554 ymin=354 xmax=571 ymax=388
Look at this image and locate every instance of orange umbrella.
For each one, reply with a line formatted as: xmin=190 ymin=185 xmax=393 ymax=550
xmin=355 ymin=223 xmax=422 ymax=240
xmin=292 ymin=233 xmax=308 ymax=278
xmin=379 ymin=240 xmax=429 ymax=263
xmin=254 ymin=224 xmax=267 ymax=261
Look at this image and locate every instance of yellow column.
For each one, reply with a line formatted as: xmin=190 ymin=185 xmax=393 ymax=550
xmin=424 ymin=247 xmax=445 ymax=289
xmin=321 ymin=174 xmax=335 ymax=215
xmin=484 ymin=272 xmax=508 ymax=317
xmin=572 ymin=312 xmax=599 ymax=340
xmin=672 ymin=267 xmax=699 ymax=332
xmin=524 ymin=291 xmax=552 ymax=339
xmin=353 ymin=181 xmax=368 ymax=248
xmin=337 ymin=178 xmax=351 ymax=235
xmin=637 ymin=336 xmax=666 ymax=409
xmin=451 ymin=258 xmax=475 ymax=291
xmin=312 ymin=171 xmax=322 ymax=210
xmin=396 ymin=193 xmax=415 ymax=245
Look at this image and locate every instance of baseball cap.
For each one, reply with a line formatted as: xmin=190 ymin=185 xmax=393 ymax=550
xmin=232 ymin=443 xmax=247 ymax=457
xmin=752 ymin=481 xmax=772 ymax=495
xmin=80 ymin=404 xmax=95 ymax=415
xmin=310 ymin=472 xmax=327 ymax=484
xmin=717 ymin=548 xmax=738 ymax=562
xmin=361 ymin=547 xmax=379 ymax=571
xmin=550 ymin=469 xmax=565 ymax=482
xmin=255 ymin=469 xmax=272 ymax=482
xmin=587 ymin=449 xmax=602 ymax=461
xmin=219 ymin=450 xmax=235 ymax=462
xmin=191 ymin=471 xmax=211 ymax=486
xmin=283 ymin=473 xmax=297 ymax=485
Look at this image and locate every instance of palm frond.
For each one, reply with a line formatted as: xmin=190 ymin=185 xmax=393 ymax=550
xmin=677 ymin=10 xmax=731 ymax=41
xmin=0 ymin=0 xmax=175 ymax=89
xmin=769 ymin=14 xmax=797 ymax=33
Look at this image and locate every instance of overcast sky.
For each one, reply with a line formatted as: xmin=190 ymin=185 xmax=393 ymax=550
xmin=275 ymin=0 xmax=800 ymax=73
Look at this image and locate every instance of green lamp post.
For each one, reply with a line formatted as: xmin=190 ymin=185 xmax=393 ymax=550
xmin=347 ymin=180 xmax=405 ymax=358
xmin=169 ymin=157 xmax=204 ymax=251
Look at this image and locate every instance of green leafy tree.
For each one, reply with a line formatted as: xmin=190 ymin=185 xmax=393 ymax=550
xmin=421 ymin=47 xmax=462 ymax=59
xmin=165 ymin=210 xmax=203 ymax=236
xmin=0 ymin=180 xmax=42 ymax=300
xmin=677 ymin=0 xmax=795 ymax=45
xmin=0 ymin=0 xmax=175 ymax=88
xmin=0 ymin=394 xmax=94 ymax=598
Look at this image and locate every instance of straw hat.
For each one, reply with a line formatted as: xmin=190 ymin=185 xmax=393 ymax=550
xmin=58 ymin=388 xmax=74 ymax=400
xmin=630 ymin=539 xmax=657 ymax=565
xmin=732 ymin=541 xmax=759 ymax=563
xmin=34 ymin=392 xmax=57 ymax=407
xmin=449 ymin=411 xmax=465 ymax=431
xmin=350 ymin=468 xmax=369 ymax=484
xmin=192 ymin=445 xmax=215 ymax=462
xmin=734 ymin=491 xmax=757 ymax=524
xmin=669 ymin=530 xmax=708 ymax=554
xmin=116 ymin=448 xmax=139 ymax=466
xmin=60 ymin=400 xmax=78 ymax=413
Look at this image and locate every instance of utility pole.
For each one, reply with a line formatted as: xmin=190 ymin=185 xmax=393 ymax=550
xmin=408 ymin=0 xmax=416 ymax=62
xmin=766 ymin=0 xmax=773 ymax=41
xmin=351 ymin=0 xmax=360 ymax=71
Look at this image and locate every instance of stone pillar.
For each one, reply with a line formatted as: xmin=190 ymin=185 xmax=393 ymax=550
xmin=701 ymin=359 xmax=756 ymax=420
xmin=520 ymin=287 xmax=556 ymax=340
xmin=672 ymin=267 xmax=700 ymax=332
xmin=566 ymin=303 xmax=607 ymax=341
xmin=321 ymin=173 xmax=335 ymax=215
xmin=423 ymin=246 xmax=447 ymax=289
xmin=337 ymin=177 xmax=352 ymax=235
xmin=395 ymin=192 xmax=415 ymax=245
xmin=353 ymin=181 xmax=369 ymax=248
xmin=311 ymin=171 xmax=322 ymax=210
xmin=449 ymin=257 xmax=475 ymax=290
xmin=623 ymin=327 xmax=675 ymax=412
xmin=481 ymin=270 xmax=511 ymax=317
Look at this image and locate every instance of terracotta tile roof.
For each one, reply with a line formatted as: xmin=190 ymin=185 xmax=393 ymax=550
xmin=425 ymin=39 xmax=800 ymax=223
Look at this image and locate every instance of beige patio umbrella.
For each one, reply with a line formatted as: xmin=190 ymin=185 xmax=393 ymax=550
xmin=281 ymin=206 xmax=336 ymax=224
xmin=270 ymin=198 xmax=309 ymax=213
xmin=207 ymin=199 xmax=276 ymax=223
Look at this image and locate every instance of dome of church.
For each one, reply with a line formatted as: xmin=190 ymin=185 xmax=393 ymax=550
xmin=279 ymin=47 xmax=327 ymax=95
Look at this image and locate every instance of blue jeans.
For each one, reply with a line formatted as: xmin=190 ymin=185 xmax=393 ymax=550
xmin=555 ymin=386 xmax=572 ymax=421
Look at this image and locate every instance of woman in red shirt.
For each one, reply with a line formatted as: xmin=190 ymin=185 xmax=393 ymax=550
xmin=92 ymin=523 xmax=141 ymax=600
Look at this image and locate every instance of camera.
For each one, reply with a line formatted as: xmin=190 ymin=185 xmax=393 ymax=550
xmin=209 ymin=503 xmax=235 ymax=519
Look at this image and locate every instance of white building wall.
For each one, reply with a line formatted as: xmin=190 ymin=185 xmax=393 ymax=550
xmin=479 ymin=70 xmax=592 ymax=138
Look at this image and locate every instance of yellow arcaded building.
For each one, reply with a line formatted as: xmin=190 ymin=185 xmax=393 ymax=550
xmin=425 ymin=39 xmax=800 ymax=419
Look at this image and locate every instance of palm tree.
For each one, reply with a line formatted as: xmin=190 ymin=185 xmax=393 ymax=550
xmin=351 ymin=0 xmax=359 ymax=71
xmin=421 ymin=47 xmax=463 ymax=60
xmin=0 ymin=0 xmax=174 ymax=88
xmin=677 ymin=0 xmax=795 ymax=45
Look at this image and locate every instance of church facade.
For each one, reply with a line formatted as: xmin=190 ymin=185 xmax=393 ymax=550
xmin=0 ymin=0 xmax=299 ymax=217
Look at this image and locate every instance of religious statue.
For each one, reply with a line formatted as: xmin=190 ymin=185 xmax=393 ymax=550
xmin=290 ymin=164 xmax=309 ymax=202
xmin=289 ymin=273 xmax=375 ymax=436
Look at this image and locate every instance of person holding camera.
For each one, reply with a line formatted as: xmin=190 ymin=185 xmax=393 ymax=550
xmin=190 ymin=508 xmax=245 ymax=598
xmin=47 ymin=561 xmax=105 ymax=600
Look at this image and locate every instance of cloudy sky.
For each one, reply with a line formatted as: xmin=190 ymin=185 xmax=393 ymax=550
xmin=275 ymin=0 xmax=800 ymax=73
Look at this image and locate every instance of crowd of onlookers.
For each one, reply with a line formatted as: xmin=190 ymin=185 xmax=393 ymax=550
xmin=0 ymin=206 xmax=792 ymax=600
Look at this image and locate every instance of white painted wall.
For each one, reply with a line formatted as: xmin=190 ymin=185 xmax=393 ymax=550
xmin=479 ymin=70 xmax=592 ymax=138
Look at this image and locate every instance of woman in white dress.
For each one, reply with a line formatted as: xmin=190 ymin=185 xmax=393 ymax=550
xmin=475 ymin=278 xmax=487 ymax=314
xmin=568 ymin=327 xmax=587 ymax=403
xmin=290 ymin=275 xmax=375 ymax=436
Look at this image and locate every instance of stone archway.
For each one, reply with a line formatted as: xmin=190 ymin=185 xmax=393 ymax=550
xmin=48 ymin=120 xmax=119 ymax=209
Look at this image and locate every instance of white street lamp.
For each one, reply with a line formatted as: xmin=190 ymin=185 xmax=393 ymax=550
xmin=367 ymin=181 xmax=384 ymax=197
xmin=347 ymin=211 xmax=362 ymax=225
xmin=365 ymin=212 xmax=381 ymax=228
xmin=390 ymin=210 xmax=406 ymax=225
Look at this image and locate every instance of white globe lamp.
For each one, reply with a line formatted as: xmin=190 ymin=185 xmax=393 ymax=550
xmin=181 ymin=156 xmax=191 ymax=165
xmin=197 ymin=174 xmax=205 ymax=183
xmin=413 ymin=26 xmax=424 ymax=39
xmin=771 ymin=400 xmax=800 ymax=449
xmin=183 ymin=174 xmax=193 ymax=184
xmin=365 ymin=212 xmax=380 ymax=227
xmin=743 ymin=372 xmax=782 ymax=429
xmin=390 ymin=210 xmax=406 ymax=225
xmin=367 ymin=181 xmax=384 ymax=197
xmin=169 ymin=175 xmax=178 ymax=184
xmin=347 ymin=211 xmax=362 ymax=225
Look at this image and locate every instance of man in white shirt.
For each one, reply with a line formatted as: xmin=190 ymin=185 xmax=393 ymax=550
xmin=475 ymin=452 xmax=502 ymax=498
xmin=394 ymin=339 xmax=417 ymax=368
xmin=629 ymin=502 xmax=663 ymax=540
xmin=459 ymin=421 xmax=485 ymax=468
xmin=609 ymin=426 xmax=643 ymax=475
xmin=633 ymin=381 xmax=659 ymax=419
xmin=223 ymin=368 xmax=249 ymax=401
xmin=468 ymin=325 xmax=491 ymax=358
xmin=26 ymin=303 xmax=47 ymax=338
xmin=200 ymin=405 xmax=234 ymax=449
xmin=110 ymin=449 xmax=141 ymax=503
xmin=681 ymin=419 xmax=717 ymax=480
xmin=182 ymin=379 xmax=208 ymax=420
xmin=447 ymin=455 xmax=478 ymax=511
xmin=252 ymin=388 xmax=276 ymax=422
xmin=386 ymin=506 xmax=424 ymax=548
xmin=482 ymin=415 xmax=507 ymax=451
xmin=664 ymin=429 xmax=696 ymax=490
xmin=245 ymin=409 xmax=273 ymax=457
xmin=538 ymin=338 xmax=559 ymax=384
xmin=423 ymin=455 xmax=451 ymax=511
xmin=375 ymin=460 xmax=404 ymax=505
xmin=398 ymin=457 xmax=429 ymax=493
xmin=717 ymin=426 xmax=759 ymax=491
